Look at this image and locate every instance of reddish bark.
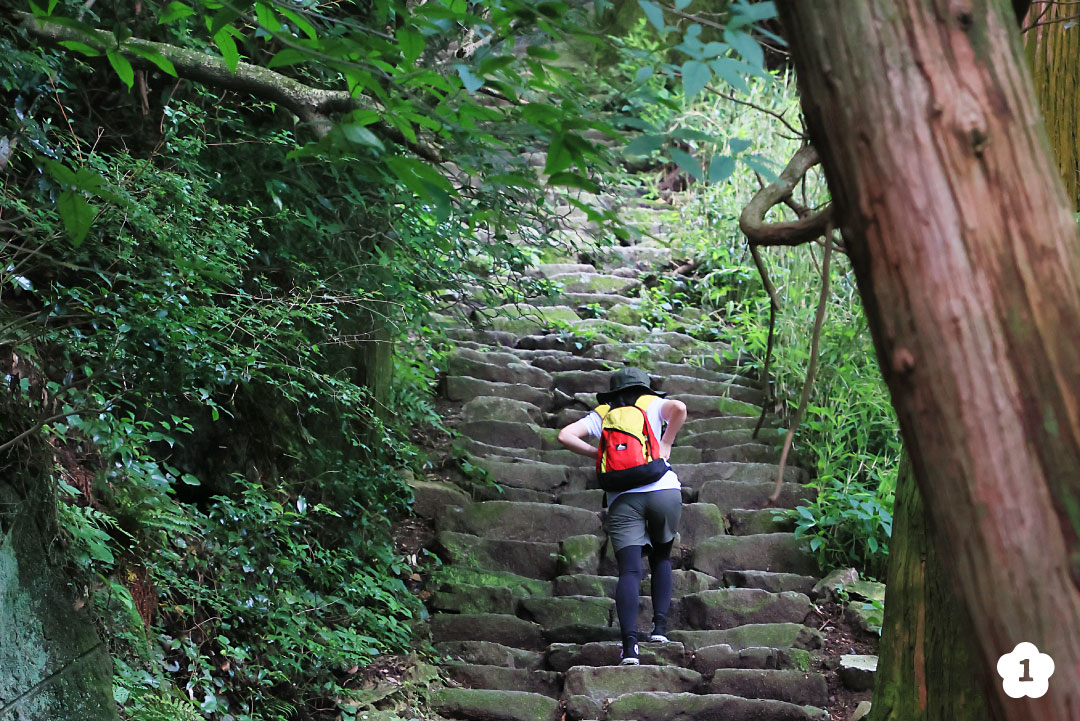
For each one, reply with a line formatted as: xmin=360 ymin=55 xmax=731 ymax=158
xmin=776 ymin=1 xmax=1080 ymax=719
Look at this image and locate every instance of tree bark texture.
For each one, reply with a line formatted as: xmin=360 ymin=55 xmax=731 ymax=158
xmin=870 ymin=456 xmax=999 ymax=721
xmin=1023 ymin=4 xmax=1080 ymax=209
xmin=775 ymin=2 xmax=1080 ymax=719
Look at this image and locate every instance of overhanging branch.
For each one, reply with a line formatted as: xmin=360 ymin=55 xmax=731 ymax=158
xmin=19 ymin=13 xmax=441 ymax=161
xmin=739 ymin=144 xmax=834 ymax=247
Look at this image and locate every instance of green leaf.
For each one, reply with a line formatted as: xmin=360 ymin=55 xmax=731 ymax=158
xmin=158 ymin=1 xmax=194 ymax=23
xmin=58 ymin=40 xmax=100 ymax=57
xmin=276 ymin=6 xmax=317 ymax=40
xmin=725 ymin=29 xmax=764 ymax=71
xmin=544 ymin=134 xmax=574 ymax=175
xmin=707 ymin=155 xmax=735 ymax=183
xmin=455 ymin=64 xmax=483 ymax=93
xmin=675 ymin=0 xmax=691 ymax=8
xmin=106 ymin=49 xmax=134 ymax=89
xmin=57 ymin=191 xmax=94 ymax=245
xmin=125 ymin=44 xmax=177 ymax=76
xmin=635 ymin=65 xmax=654 ymax=83
xmin=709 ymin=57 xmax=749 ymax=93
xmin=341 ymin=124 xmax=385 ymax=151
xmin=624 ymin=134 xmax=664 ymax=157
xmin=681 ymin=59 xmax=710 ymax=100
xmin=526 ymin=45 xmax=559 ymax=60
xmin=267 ymin=48 xmax=307 ymax=68
xmin=546 ymin=171 xmax=599 ymax=193
xmin=668 ymin=148 xmax=702 ymax=182
xmin=43 ymin=159 xmax=76 ymax=185
xmin=729 ymin=137 xmax=752 ymax=154
xmin=743 ymin=153 xmax=780 ymax=183
xmin=397 ymin=28 xmax=424 ymax=63
xmin=733 ymin=0 xmax=777 ymax=22
xmin=214 ymin=30 xmax=240 ymax=73
xmin=637 ymin=0 xmax=665 ymax=31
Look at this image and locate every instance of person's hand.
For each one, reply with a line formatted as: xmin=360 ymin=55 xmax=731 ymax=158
xmin=659 ymin=440 xmax=673 ymax=460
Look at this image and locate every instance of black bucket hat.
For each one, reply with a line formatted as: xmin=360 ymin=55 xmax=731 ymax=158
xmin=596 ymin=366 xmax=666 ymax=404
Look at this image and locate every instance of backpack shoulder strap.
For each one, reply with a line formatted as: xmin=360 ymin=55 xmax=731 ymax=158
xmin=633 ymin=394 xmax=660 ymax=411
xmin=594 ymin=404 xmax=611 ymax=419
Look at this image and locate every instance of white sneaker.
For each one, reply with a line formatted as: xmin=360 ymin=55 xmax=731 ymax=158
xmin=649 ymin=633 xmax=670 ymax=643
xmin=620 ymin=642 xmax=640 ymax=665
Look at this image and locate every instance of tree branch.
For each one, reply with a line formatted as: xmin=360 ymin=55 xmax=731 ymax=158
xmin=18 ymin=13 xmax=442 ymax=161
xmin=769 ymin=237 xmax=832 ymax=503
xmin=739 ymin=144 xmax=834 ymax=247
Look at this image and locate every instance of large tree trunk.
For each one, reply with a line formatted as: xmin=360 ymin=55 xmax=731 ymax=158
xmin=775 ymin=2 xmax=1080 ymax=719
xmin=1023 ymin=4 xmax=1080 ymax=209
xmin=870 ymin=456 xmax=999 ymax=721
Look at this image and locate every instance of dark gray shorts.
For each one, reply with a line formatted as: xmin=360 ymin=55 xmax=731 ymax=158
xmin=604 ymin=489 xmax=682 ymax=552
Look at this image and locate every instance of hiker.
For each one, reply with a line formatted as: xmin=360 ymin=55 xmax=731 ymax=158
xmin=557 ymin=367 xmax=687 ymax=666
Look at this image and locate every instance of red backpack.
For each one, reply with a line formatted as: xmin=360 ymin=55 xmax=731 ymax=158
xmin=595 ymin=395 xmax=670 ymax=492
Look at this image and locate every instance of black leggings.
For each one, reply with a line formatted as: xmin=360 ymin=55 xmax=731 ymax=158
xmin=614 ymin=540 xmax=674 ymax=643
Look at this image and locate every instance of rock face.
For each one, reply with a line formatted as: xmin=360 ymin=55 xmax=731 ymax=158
xmin=423 ymin=239 xmax=830 ymax=719
xmin=0 ymin=484 xmax=117 ymax=721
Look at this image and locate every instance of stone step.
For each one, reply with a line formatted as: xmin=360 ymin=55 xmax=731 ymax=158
xmin=601 ymin=692 xmax=825 ymax=721
xmin=681 ymin=589 xmax=811 ymax=630
xmin=546 ymin=641 xmax=688 ymax=671
xmin=692 ymin=533 xmax=818 ymax=577
xmin=534 ymin=292 xmax=641 ymax=310
xmin=528 ymin=263 xmax=597 ymax=277
xmin=459 ymin=440 xmax=592 ymax=468
xmin=729 ymin=508 xmax=796 ymax=536
xmin=576 ymin=318 xmax=650 ymax=342
xmin=677 ymin=463 xmax=808 ymax=493
xmin=682 ymin=416 xmax=772 ymax=434
xmin=547 ymin=272 xmax=643 ymax=295
xmin=531 ymin=355 xmax=614 ymax=373
xmin=554 ymin=574 xmax=618 ymax=597
xmin=467 ymin=455 xmax=589 ymax=493
xmin=697 ymin=479 xmax=813 ymax=512
xmin=435 ymin=640 xmax=544 ymax=670
xmin=433 ymin=583 xmax=518 ymax=615
xmin=429 ymin=566 xmax=553 ymax=598
xmin=431 ymin=688 xmax=561 ymax=721
xmin=456 ymin=420 xmax=549 ymax=450
xmin=564 ymin=666 xmax=703 ymax=718
xmin=558 ymin=489 xmax=604 ymax=509
xmin=445 ymin=327 xmax=519 ymax=347
xmin=684 ymin=428 xmax=786 ymax=449
xmin=660 ymin=375 xmax=765 ymax=404
xmin=653 ymin=362 xmax=762 ymax=388
xmin=690 ymin=644 xmax=814 ymax=674
xmin=678 ymin=502 xmax=727 ymax=547
xmin=451 ymin=345 xmax=530 ymax=367
xmin=596 ymin=245 xmax=673 ymax=269
xmin=437 ymin=531 xmax=560 ymax=579
xmin=462 ymin=396 xmax=544 ymax=425
xmin=446 ymin=376 xmax=552 ymax=409
xmin=483 ymin=304 xmax=581 ymax=335
xmin=585 ymin=342 xmax=686 ymax=365
xmin=448 ymin=356 xmax=555 ymax=389
xmin=519 ymin=595 xmax=614 ymax=629
xmin=409 ymin=479 xmax=472 ymax=519
xmin=724 ymin=570 xmax=819 ymax=596
xmin=668 ymin=623 xmax=824 ymax=652
xmin=439 ymin=501 xmax=601 ymax=543
xmin=704 ymin=443 xmax=786 ymax=464
xmin=430 ymin=613 xmax=547 ymax=651
xmin=704 ymin=669 xmax=829 ymax=707
xmin=679 ymin=394 xmax=763 ymax=419
xmin=446 ymin=663 xmax=563 ymax=697
xmin=471 ymin=483 xmax=554 ymax=504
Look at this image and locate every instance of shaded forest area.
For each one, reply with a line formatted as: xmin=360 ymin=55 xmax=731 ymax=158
xmin=1 ymin=0 xmax=1079 ymax=720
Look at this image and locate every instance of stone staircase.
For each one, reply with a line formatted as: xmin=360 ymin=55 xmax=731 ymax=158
xmin=414 ymin=229 xmax=828 ymax=721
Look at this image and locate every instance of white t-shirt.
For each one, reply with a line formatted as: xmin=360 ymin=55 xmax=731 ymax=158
xmin=584 ymin=397 xmax=681 ymax=505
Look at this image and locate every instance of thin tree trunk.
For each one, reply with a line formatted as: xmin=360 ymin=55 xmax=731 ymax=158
xmin=870 ymin=455 xmax=1000 ymax=721
xmin=775 ymin=2 xmax=1080 ymax=719
xmin=1023 ymin=2 xmax=1080 ymax=209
